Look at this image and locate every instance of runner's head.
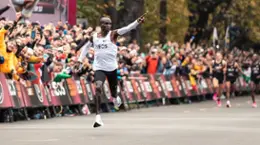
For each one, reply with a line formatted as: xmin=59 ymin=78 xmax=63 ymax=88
xmin=252 ymin=54 xmax=258 ymax=61
xmin=100 ymin=17 xmax=112 ymax=32
xmin=216 ymin=52 xmax=222 ymax=61
xmin=228 ymin=54 xmax=233 ymax=61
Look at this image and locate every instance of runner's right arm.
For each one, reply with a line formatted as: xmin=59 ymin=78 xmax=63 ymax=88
xmin=78 ymin=37 xmax=93 ymax=63
xmin=111 ymin=13 xmax=146 ymax=42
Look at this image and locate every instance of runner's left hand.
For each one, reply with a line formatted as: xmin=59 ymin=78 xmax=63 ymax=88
xmin=137 ymin=12 xmax=147 ymax=23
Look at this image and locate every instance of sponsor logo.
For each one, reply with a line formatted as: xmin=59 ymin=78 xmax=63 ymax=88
xmin=126 ymin=81 xmax=133 ymax=93
xmin=136 ymin=82 xmax=141 ymax=92
xmin=144 ymin=82 xmax=152 ymax=92
xmin=139 ymin=81 xmax=147 ymax=98
xmin=96 ymin=44 xmax=108 ymax=49
xmin=7 ymin=80 xmax=16 ymax=96
xmin=34 ymin=84 xmax=44 ymax=103
xmin=86 ymin=84 xmax=93 ymax=101
xmin=155 ymin=81 xmax=162 ymax=91
xmin=52 ymin=82 xmax=66 ymax=96
xmin=103 ymin=81 xmax=111 ymax=100
xmin=165 ymin=81 xmax=173 ymax=91
xmin=176 ymin=81 xmax=182 ymax=90
xmin=0 ymin=82 xmax=4 ymax=104
xmin=186 ymin=81 xmax=193 ymax=90
xmin=45 ymin=87 xmax=52 ymax=102
xmin=159 ymin=79 xmax=168 ymax=96
xmin=200 ymin=79 xmax=208 ymax=89
xmin=76 ymin=81 xmax=83 ymax=94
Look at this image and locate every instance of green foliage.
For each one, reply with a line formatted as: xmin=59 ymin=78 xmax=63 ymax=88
xmin=203 ymin=0 xmax=260 ymax=45
xmin=77 ymin=0 xmax=125 ymax=26
xmin=141 ymin=0 xmax=160 ymax=44
xmin=77 ymin=0 xmax=105 ymax=26
xmin=226 ymin=0 xmax=260 ymax=43
xmin=141 ymin=0 xmax=189 ymax=44
xmin=166 ymin=0 xmax=189 ymax=44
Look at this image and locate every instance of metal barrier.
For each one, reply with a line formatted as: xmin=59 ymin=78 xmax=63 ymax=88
xmin=0 ymin=73 xmax=252 ymax=122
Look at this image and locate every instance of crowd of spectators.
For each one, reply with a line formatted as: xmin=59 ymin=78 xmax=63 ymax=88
xmin=0 ymin=4 xmax=259 ymax=90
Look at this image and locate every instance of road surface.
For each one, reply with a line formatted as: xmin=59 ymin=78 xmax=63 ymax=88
xmin=1 ymin=96 xmax=260 ymax=145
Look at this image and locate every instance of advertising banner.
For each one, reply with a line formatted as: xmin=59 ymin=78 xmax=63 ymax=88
xmin=154 ymin=75 xmax=167 ymax=99
xmin=128 ymin=75 xmax=146 ymax=102
xmin=66 ymin=78 xmax=82 ymax=105
xmin=6 ymin=80 xmax=25 ymax=108
xmin=124 ymin=78 xmax=138 ymax=103
xmin=50 ymin=81 xmax=71 ymax=106
xmin=23 ymin=81 xmax=49 ymax=107
xmin=149 ymin=75 xmax=162 ymax=99
xmin=80 ymin=79 xmax=89 ymax=104
xmin=160 ymin=75 xmax=178 ymax=98
xmin=0 ymin=74 xmax=13 ymax=108
xmin=84 ymin=81 xmax=95 ymax=104
xmin=103 ymin=80 xmax=113 ymax=103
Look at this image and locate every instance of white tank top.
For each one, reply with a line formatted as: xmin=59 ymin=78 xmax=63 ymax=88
xmin=92 ymin=31 xmax=118 ymax=71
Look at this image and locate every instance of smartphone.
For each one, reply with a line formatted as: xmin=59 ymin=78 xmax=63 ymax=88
xmin=43 ymin=54 xmax=49 ymax=61
xmin=191 ymin=36 xmax=195 ymax=41
xmin=31 ymin=31 xmax=36 ymax=39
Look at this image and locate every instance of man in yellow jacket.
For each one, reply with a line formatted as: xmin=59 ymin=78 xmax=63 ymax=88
xmin=0 ymin=25 xmax=19 ymax=77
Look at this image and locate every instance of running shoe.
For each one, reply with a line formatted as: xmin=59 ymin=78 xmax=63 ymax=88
xmin=93 ymin=114 xmax=104 ymax=128
xmin=113 ymin=96 xmax=122 ymax=110
xmin=220 ymin=94 xmax=226 ymax=100
xmin=252 ymin=102 xmax=257 ymax=108
xmin=226 ymin=100 xmax=231 ymax=108
xmin=217 ymin=100 xmax=222 ymax=107
xmin=212 ymin=93 xmax=218 ymax=101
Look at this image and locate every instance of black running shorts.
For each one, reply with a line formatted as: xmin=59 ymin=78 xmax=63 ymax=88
xmin=214 ymin=72 xmax=224 ymax=84
xmin=226 ymin=76 xmax=237 ymax=84
xmin=94 ymin=69 xmax=118 ymax=98
xmin=251 ymin=75 xmax=260 ymax=85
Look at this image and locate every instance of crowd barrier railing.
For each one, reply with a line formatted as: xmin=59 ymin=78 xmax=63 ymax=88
xmin=0 ymin=73 xmax=252 ymax=122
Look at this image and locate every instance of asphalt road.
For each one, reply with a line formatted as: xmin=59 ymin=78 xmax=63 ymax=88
xmin=1 ymin=96 xmax=260 ymax=145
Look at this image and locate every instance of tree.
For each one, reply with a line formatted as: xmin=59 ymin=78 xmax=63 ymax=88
xmin=186 ymin=0 xmax=260 ymax=49
xmin=166 ymin=0 xmax=189 ymax=44
xmin=77 ymin=0 xmax=105 ymax=26
xmin=141 ymin=0 xmax=189 ymax=45
xmin=77 ymin=0 xmax=125 ymax=27
xmin=227 ymin=0 xmax=260 ymax=47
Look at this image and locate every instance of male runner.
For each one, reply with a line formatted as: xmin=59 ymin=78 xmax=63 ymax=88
xmin=225 ymin=54 xmax=241 ymax=108
xmin=79 ymin=14 xmax=145 ymax=128
xmin=250 ymin=54 xmax=260 ymax=108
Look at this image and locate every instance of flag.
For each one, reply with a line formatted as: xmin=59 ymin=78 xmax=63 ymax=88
xmin=224 ymin=26 xmax=230 ymax=49
xmin=213 ymin=27 xmax=219 ymax=49
xmin=11 ymin=0 xmax=40 ymax=19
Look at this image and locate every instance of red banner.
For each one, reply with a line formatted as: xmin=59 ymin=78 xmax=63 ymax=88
xmin=0 ymin=74 xmax=13 ymax=108
xmin=123 ymin=78 xmax=137 ymax=103
xmin=0 ymin=73 xmax=248 ymax=110
xmin=80 ymin=79 xmax=89 ymax=104
xmin=154 ymin=75 xmax=167 ymax=99
xmin=66 ymin=78 xmax=82 ymax=105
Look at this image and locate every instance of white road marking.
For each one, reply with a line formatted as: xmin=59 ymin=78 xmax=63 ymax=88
xmin=199 ymin=108 xmax=207 ymax=111
xmin=14 ymin=139 xmax=59 ymax=142
xmin=6 ymin=126 xmax=260 ymax=133
xmin=236 ymin=103 xmax=241 ymax=106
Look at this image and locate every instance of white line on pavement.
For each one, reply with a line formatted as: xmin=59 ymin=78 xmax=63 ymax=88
xmin=14 ymin=139 xmax=60 ymax=142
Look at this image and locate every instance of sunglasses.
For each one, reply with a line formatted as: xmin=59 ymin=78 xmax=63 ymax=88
xmin=103 ymin=22 xmax=112 ymax=25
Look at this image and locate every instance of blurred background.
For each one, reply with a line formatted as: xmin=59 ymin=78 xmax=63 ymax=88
xmin=1 ymin=0 xmax=259 ymax=51
xmin=76 ymin=0 xmax=260 ymax=52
